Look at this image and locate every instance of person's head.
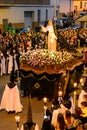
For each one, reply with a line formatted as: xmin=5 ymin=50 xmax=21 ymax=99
xmin=46 ymin=109 xmax=52 ymax=122
xmin=65 ymin=110 xmax=71 ymax=119
xmin=24 ymin=121 xmax=35 ymax=130
xmin=75 ymin=107 xmax=82 ymax=116
xmin=63 ymin=100 xmax=71 ymax=109
xmin=82 ymin=87 xmax=87 ymax=93
xmin=48 ymin=20 xmax=53 ymax=25
xmin=42 ymin=118 xmax=51 ymax=128
xmin=84 ymin=94 xmax=87 ymax=101
xmin=9 ymin=69 xmax=15 ymax=83
xmin=57 ymin=113 xmax=65 ymax=130
xmin=81 ymin=101 xmax=87 ymax=108
xmin=42 ymin=118 xmax=55 ymax=130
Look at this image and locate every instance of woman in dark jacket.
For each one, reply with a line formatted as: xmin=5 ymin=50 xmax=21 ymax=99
xmin=41 ymin=118 xmax=55 ymax=130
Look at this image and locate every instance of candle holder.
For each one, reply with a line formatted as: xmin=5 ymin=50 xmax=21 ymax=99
xmin=58 ymin=90 xmax=63 ymax=105
xmin=73 ymin=91 xmax=77 ymax=109
xmin=43 ymin=97 xmax=47 ymax=116
xmin=80 ymin=78 xmax=84 ymax=87
xmin=15 ymin=116 xmax=20 ymax=130
xmin=58 ymin=90 xmax=63 ymax=97
xmin=43 ymin=97 xmax=47 ymax=106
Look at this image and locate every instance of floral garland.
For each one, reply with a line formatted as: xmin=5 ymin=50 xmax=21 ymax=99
xmin=20 ymin=49 xmax=76 ymax=69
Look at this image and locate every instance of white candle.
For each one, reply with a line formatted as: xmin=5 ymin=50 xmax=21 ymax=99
xmin=44 ymin=106 xmax=47 ymax=116
xmin=73 ymin=82 xmax=77 ymax=88
xmin=43 ymin=97 xmax=47 ymax=103
xmin=1 ymin=53 xmax=3 ymax=56
xmin=15 ymin=116 xmax=20 ymax=122
xmin=58 ymin=90 xmax=63 ymax=97
xmin=80 ymin=78 xmax=84 ymax=86
xmin=73 ymin=91 xmax=77 ymax=108
xmin=43 ymin=97 xmax=47 ymax=116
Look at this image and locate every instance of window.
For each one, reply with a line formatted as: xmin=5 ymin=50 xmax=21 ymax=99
xmin=46 ymin=9 xmax=48 ymax=21
xmin=3 ymin=19 xmax=8 ymax=29
xmin=37 ymin=10 xmax=41 ymax=23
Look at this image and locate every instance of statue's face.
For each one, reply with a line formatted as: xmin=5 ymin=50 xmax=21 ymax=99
xmin=48 ymin=20 xmax=52 ymax=25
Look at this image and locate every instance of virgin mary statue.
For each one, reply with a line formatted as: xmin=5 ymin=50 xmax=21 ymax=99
xmin=40 ymin=20 xmax=57 ymax=51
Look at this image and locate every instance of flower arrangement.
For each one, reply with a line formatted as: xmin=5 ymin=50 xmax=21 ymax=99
xmin=20 ymin=49 xmax=76 ymax=69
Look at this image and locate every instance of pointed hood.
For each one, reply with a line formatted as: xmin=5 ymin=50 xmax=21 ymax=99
xmin=26 ymin=94 xmax=33 ymax=123
xmin=10 ymin=68 xmax=15 ymax=83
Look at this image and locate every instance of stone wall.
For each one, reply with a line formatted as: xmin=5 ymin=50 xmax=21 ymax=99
xmin=0 ymin=0 xmax=50 ymax=5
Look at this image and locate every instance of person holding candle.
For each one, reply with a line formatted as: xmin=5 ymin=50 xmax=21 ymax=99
xmin=65 ymin=110 xmax=77 ymax=130
xmin=15 ymin=116 xmax=20 ymax=130
xmin=51 ymin=99 xmax=72 ymax=127
xmin=20 ymin=94 xmax=39 ymax=130
xmin=74 ymin=107 xmax=83 ymax=130
xmin=53 ymin=113 xmax=66 ymax=130
xmin=75 ymin=104 xmax=87 ymax=129
xmin=43 ymin=97 xmax=47 ymax=117
xmin=0 ymin=51 xmax=6 ymax=75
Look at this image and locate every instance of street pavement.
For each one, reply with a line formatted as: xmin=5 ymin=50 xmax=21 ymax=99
xmin=0 ymin=75 xmax=51 ymax=130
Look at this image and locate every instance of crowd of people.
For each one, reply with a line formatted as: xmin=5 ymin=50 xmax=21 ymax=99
xmin=0 ymin=21 xmax=87 ymax=76
xmin=20 ymin=88 xmax=87 ymax=130
xmin=58 ymin=27 xmax=87 ymax=48
xmin=50 ymin=84 xmax=87 ymax=130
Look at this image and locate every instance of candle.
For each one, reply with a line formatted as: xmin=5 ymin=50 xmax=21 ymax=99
xmin=43 ymin=97 xmax=47 ymax=116
xmin=73 ymin=91 xmax=77 ymax=109
xmin=44 ymin=105 xmax=47 ymax=116
xmin=15 ymin=116 xmax=20 ymax=122
xmin=15 ymin=116 xmax=20 ymax=130
xmin=13 ymin=49 xmax=15 ymax=53
xmin=43 ymin=97 xmax=47 ymax=103
xmin=1 ymin=53 xmax=3 ymax=56
xmin=73 ymin=82 xmax=77 ymax=88
xmin=52 ymin=104 xmax=54 ymax=108
xmin=80 ymin=78 xmax=83 ymax=83
xmin=58 ymin=90 xmax=63 ymax=97
xmin=80 ymin=78 xmax=84 ymax=86
xmin=51 ymin=104 xmax=54 ymax=111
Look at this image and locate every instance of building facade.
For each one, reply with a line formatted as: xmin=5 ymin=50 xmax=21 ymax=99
xmin=0 ymin=0 xmax=87 ymax=30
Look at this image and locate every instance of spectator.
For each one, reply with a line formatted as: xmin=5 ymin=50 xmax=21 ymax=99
xmin=21 ymin=121 xmax=39 ymax=130
xmin=55 ymin=113 xmax=66 ymax=130
xmin=41 ymin=117 xmax=55 ymax=130
xmin=0 ymin=51 xmax=6 ymax=75
xmin=51 ymin=100 xmax=72 ymax=126
xmin=74 ymin=107 xmax=83 ymax=130
xmin=65 ymin=110 xmax=76 ymax=130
